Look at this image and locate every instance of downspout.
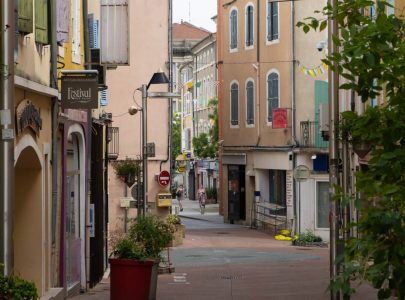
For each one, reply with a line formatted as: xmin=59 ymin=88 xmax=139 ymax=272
xmin=82 ymin=0 xmax=91 ymax=290
xmin=0 ymin=0 xmax=15 ymax=276
xmin=50 ymin=0 xmax=59 ymax=286
xmin=255 ymin=0 xmax=261 ymax=146
xmin=291 ymin=0 xmax=298 ymax=235
xmin=160 ymin=0 xmax=173 ymax=172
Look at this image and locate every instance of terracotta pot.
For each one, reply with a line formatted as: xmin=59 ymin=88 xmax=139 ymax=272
xmin=109 ymin=258 xmax=155 ymax=300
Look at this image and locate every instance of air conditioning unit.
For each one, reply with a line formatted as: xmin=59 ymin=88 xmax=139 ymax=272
xmin=319 ymin=103 xmax=329 ymax=141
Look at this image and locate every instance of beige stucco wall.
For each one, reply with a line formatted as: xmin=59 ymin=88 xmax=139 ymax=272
xmin=14 ymin=88 xmax=53 ymax=296
xmin=106 ymin=0 xmax=171 ymax=231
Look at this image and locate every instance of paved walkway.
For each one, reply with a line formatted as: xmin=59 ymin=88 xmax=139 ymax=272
xmin=71 ymin=199 xmax=378 ymax=300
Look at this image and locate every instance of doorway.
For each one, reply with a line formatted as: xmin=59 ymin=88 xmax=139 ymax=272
xmin=228 ymin=165 xmax=246 ymax=222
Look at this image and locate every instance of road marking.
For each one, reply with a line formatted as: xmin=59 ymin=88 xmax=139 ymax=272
xmin=169 ymin=273 xmax=190 ymax=285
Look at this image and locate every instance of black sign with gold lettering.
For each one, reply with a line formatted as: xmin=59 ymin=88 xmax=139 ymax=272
xmin=61 ymin=73 xmax=98 ymax=109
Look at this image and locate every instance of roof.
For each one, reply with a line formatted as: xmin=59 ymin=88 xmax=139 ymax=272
xmin=172 ymin=21 xmax=211 ymax=41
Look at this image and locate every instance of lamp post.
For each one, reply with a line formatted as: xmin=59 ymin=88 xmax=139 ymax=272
xmin=131 ymin=71 xmax=180 ymax=217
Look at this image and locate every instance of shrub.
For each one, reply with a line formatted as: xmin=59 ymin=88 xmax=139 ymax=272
xmin=0 ymin=274 xmax=38 ymax=300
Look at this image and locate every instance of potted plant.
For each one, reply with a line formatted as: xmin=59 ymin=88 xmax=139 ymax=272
xmin=109 ymin=215 xmax=173 ymax=300
xmin=166 ymin=214 xmax=185 ymax=247
xmin=112 ymin=158 xmax=141 ymax=187
xmin=0 ymin=273 xmax=38 ymax=300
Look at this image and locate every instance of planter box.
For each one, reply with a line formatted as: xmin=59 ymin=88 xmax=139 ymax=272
xmin=169 ymin=224 xmax=185 ymax=247
xmin=109 ymin=258 xmax=155 ymax=300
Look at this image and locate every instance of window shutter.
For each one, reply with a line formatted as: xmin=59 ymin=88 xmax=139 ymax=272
xmin=267 ymin=1 xmax=271 ymax=40
xmin=268 ymin=73 xmax=279 ymax=122
xmin=247 ymin=81 xmax=254 ymax=125
xmin=272 ymin=3 xmax=278 ymax=40
xmin=35 ymin=0 xmax=48 ymax=44
xmin=247 ymin=6 xmax=253 ymax=46
xmin=18 ymin=0 xmax=33 ymax=34
xmin=231 ymin=83 xmax=239 ymax=125
xmin=100 ymin=90 xmax=108 ymax=106
xmin=56 ymin=0 xmax=69 ymax=43
xmin=88 ymin=14 xmax=95 ymax=48
xmin=230 ymin=11 xmax=237 ymax=49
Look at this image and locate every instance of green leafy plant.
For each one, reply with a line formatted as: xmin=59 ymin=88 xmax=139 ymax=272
xmin=292 ymin=230 xmax=323 ymax=245
xmin=0 ymin=273 xmax=38 ymax=300
xmin=166 ymin=214 xmax=181 ymax=225
xmin=171 ymin=113 xmax=182 ymax=171
xmin=112 ymin=159 xmax=141 ymax=186
xmin=298 ymin=1 xmax=405 ymax=298
xmin=111 ymin=216 xmax=174 ymax=261
xmin=205 ymin=187 xmax=217 ymax=200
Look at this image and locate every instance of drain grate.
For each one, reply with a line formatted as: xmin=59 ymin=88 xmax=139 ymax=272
xmin=216 ymin=232 xmax=230 ymax=235
xmin=221 ymin=275 xmax=243 ymax=280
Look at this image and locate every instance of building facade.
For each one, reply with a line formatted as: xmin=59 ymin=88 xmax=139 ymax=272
xmin=217 ymin=0 xmax=329 ymax=238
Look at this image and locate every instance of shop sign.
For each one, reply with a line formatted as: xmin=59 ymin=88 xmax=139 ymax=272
xmin=16 ymin=100 xmax=42 ymax=137
xmin=272 ymin=108 xmax=288 ymax=129
xmin=61 ymin=73 xmax=98 ymax=109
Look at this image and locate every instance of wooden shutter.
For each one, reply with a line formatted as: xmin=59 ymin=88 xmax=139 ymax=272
xmin=268 ymin=73 xmax=279 ymax=122
xmin=246 ymin=81 xmax=254 ymax=125
xmin=231 ymin=83 xmax=239 ymax=126
xmin=56 ymin=0 xmax=69 ymax=43
xmin=271 ymin=3 xmax=278 ymax=40
xmin=18 ymin=0 xmax=33 ymax=34
xmin=35 ymin=0 xmax=49 ymax=44
xmin=230 ymin=11 xmax=237 ymax=49
xmin=246 ymin=6 xmax=253 ymax=46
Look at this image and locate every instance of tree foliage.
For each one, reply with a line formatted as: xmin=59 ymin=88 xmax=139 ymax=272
xmin=192 ymin=97 xmax=218 ymax=159
xmin=172 ymin=112 xmax=182 ymax=170
xmin=298 ymin=1 xmax=405 ymax=299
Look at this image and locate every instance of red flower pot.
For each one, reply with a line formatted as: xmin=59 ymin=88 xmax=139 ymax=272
xmin=109 ymin=258 xmax=154 ymax=300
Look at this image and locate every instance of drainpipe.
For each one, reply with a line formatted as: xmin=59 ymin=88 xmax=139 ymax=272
xmin=50 ymin=0 xmax=59 ymax=284
xmin=291 ymin=0 xmax=298 ymax=235
xmin=0 ymin=0 xmax=15 ymax=276
xmin=82 ymin=0 xmax=91 ymax=290
xmin=160 ymin=0 xmax=173 ymax=172
xmin=255 ymin=0 xmax=261 ymax=146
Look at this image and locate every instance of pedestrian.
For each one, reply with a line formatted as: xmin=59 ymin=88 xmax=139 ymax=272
xmin=198 ymin=186 xmax=206 ymax=215
xmin=176 ymin=184 xmax=184 ymax=212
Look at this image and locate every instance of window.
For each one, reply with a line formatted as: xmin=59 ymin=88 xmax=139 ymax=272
xmin=387 ymin=0 xmax=395 ymax=15
xmin=246 ymin=80 xmax=254 ymax=125
xmin=35 ymin=0 xmax=49 ymax=44
xmin=316 ymin=182 xmax=329 ymax=228
xmin=18 ymin=0 xmax=33 ymax=34
xmin=245 ymin=5 xmax=254 ymax=47
xmin=267 ymin=1 xmax=279 ymax=42
xmin=267 ymin=72 xmax=279 ymax=122
xmin=230 ymin=9 xmax=238 ymax=50
xmin=269 ymin=170 xmax=286 ymax=215
xmin=230 ymin=82 xmax=239 ymax=126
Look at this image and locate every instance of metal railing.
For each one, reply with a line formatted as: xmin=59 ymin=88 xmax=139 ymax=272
xmin=300 ymin=121 xmax=328 ymax=149
xmin=107 ymin=127 xmax=119 ymax=160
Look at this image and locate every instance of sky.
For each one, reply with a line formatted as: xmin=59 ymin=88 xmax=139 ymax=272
xmin=172 ymin=0 xmax=217 ymax=32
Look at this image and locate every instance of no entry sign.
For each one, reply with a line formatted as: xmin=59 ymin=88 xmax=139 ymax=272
xmin=158 ymin=170 xmax=170 ymax=187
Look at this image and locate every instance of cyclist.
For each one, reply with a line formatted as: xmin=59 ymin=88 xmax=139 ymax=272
xmin=198 ymin=186 xmax=206 ymax=215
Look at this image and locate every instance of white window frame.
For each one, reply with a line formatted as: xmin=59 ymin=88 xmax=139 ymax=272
xmin=266 ymin=69 xmax=280 ymax=126
xmin=245 ymin=78 xmax=255 ymax=127
xmin=266 ymin=0 xmax=280 ymax=46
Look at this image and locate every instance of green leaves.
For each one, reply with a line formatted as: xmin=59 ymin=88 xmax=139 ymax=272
xmin=299 ymin=0 xmax=405 ymax=299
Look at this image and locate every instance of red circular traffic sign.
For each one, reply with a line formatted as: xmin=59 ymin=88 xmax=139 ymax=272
xmin=158 ymin=170 xmax=170 ymax=187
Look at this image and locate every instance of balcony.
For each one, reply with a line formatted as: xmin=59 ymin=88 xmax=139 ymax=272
xmin=107 ymin=127 xmax=119 ymax=160
xmin=300 ymin=121 xmax=328 ymax=149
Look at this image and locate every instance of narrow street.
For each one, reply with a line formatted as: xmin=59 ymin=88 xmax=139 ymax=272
xmin=73 ymin=199 xmax=378 ymax=300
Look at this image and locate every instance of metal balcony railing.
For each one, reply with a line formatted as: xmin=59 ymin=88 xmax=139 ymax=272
xmin=107 ymin=127 xmax=119 ymax=160
xmin=300 ymin=121 xmax=328 ymax=149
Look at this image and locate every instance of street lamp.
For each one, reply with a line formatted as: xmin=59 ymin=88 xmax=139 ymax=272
xmin=130 ymin=71 xmax=180 ymax=217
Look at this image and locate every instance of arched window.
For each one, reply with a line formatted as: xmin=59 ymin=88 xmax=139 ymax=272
xmin=267 ymin=72 xmax=279 ymax=122
xmin=246 ymin=5 xmax=254 ymax=47
xmin=246 ymin=80 xmax=254 ymax=125
xmin=230 ymin=82 xmax=239 ymax=126
xmin=230 ymin=9 xmax=238 ymax=49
